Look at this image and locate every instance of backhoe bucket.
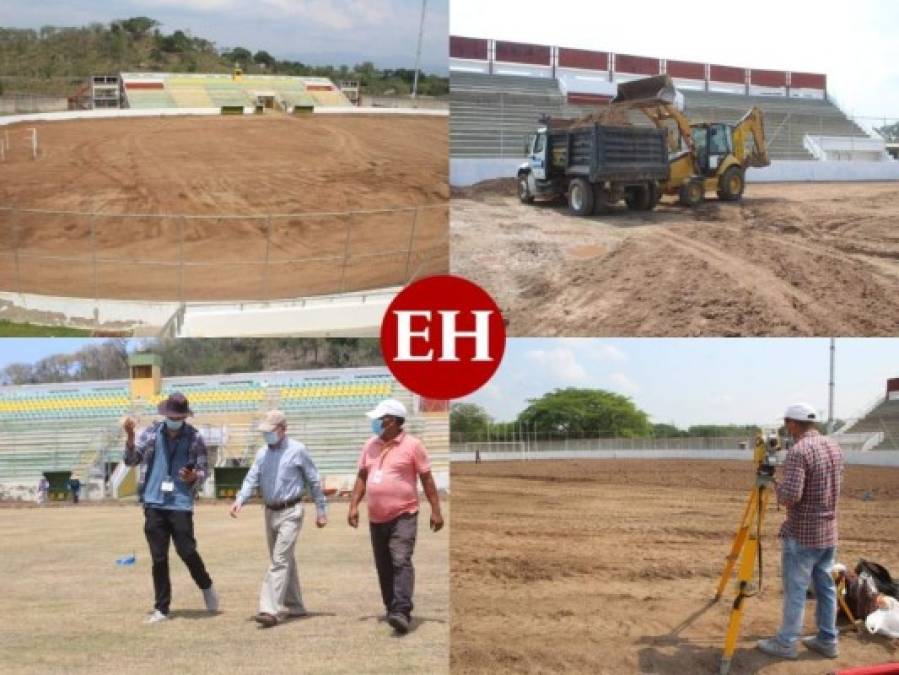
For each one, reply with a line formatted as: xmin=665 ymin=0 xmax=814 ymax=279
xmin=613 ymin=75 xmax=678 ymax=105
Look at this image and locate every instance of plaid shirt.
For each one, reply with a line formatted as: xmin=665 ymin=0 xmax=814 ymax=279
xmin=123 ymin=421 xmax=208 ymax=500
xmin=776 ymin=429 xmax=843 ymax=548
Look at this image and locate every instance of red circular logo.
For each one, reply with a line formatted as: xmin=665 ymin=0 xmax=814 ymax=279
xmin=381 ymin=275 xmax=506 ymax=399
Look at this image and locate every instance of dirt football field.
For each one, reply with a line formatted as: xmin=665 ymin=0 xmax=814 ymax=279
xmin=0 ymin=114 xmax=448 ymax=301
xmin=0 ymin=500 xmax=448 ymax=674
xmin=451 ymin=181 xmax=899 ymax=336
xmin=451 ymin=459 xmax=899 ymax=674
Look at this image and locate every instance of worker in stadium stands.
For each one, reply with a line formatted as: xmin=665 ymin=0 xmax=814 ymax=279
xmin=757 ymin=403 xmax=844 ymax=661
xmin=123 ymin=392 xmax=218 ymax=624
xmin=347 ymin=399 xmax=444 ymax=635
xmin=230 ymin=410 xmax=327 ymax=628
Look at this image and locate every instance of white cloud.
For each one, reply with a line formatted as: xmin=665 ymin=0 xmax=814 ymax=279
xmin=526 ymin=347 xmax=587 ymax=384
xmin=608 ymin=372 xmax=638 ymax=393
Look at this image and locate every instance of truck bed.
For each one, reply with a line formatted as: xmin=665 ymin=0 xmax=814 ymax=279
xmin=549 ymin=124 xmax=669 ymax=183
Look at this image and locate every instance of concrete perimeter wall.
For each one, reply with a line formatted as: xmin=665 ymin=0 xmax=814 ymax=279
xmin=0 ymin=106 xmax=447 ymax=128
xmin=451 ymin=449 xmax=899 ymax=467
xmin=450 ymin=157 xmax=899 ymax=187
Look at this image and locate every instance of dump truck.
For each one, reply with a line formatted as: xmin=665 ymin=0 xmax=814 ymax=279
xmin=517 ymin=121 xmax=670 ymax=215
xmin=518 ymin=75 xmax=771 ymax=214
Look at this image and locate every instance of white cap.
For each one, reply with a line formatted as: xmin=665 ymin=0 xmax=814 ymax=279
xmin=783 ymin=403 xmax=818 ymax=422
xmin=257 ymin=410 xmax=287 ymax=432
xmin=365 ymin=399 xmax=408 ymax=420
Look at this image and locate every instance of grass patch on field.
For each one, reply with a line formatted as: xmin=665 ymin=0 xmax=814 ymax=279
xmin=0 ymin=501 xmax=449 ymax=674
xmin=0 ymin=320 xmax=95 ymax=336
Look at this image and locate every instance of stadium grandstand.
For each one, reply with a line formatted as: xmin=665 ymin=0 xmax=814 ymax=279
xmin=0 ymin=355 xmax=448 ymax=501
xmin=449 ymin=36 xmax=896 ymax=184
xmin=833 ymin=377 xmax=899 ymax=452
xmin=119 ymin=71 xmax=352 ymax=111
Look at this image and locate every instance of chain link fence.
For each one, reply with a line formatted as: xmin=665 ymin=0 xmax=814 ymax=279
xmin=0 ymin=203 xmax=448 ymax=302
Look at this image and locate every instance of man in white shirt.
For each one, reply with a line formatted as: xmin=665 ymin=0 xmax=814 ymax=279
xmin=230 ymin=410 xmax=327 ymax=627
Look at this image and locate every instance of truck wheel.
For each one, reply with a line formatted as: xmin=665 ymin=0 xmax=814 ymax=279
xmin=625 ymin=185 xmax=651 ymax=211
xmin=646 ymin=182 xmax=661 ymax=211
xmin=678 ymin=179 xmax=705 ymax=208
xmin=518 ymin=174 xmax=535 ymax=204
xmin=568 ymin=178 xmax=594 ymax=216
xmin=717 ymin=166 xmax=745 ymax=202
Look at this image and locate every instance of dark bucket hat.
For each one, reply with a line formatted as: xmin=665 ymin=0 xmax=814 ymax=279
xmin=157 ymin=392 xmax=193 ymax=419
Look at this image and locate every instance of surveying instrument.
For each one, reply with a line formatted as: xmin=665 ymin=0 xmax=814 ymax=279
xmin=714 ymin=430 xmax=783 ymax=675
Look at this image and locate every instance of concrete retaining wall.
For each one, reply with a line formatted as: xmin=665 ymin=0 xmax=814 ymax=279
xmin=451 ymin=449 xmax=899 ymax=467
xmin=0 ymin=106 xmax=447 ymax=128
xmin=449 ymin=157 xmax=899 ymax=187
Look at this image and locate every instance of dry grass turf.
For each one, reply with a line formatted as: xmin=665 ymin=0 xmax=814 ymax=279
xmin=0 ymin=500 xmax=448 ymax=674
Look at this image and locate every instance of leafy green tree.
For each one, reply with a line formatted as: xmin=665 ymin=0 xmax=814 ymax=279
xmin=875 ymin=121 xmax=899 ymax=142
xmin=118 ymin=17 xmax=159 ymax=40
xmin=450 ymin=403 xmax=493 ymax=440
xmin=223 ymin=47 xmax=252 ymax=67
xmin=517 ymin=388 xmax=651 ymax=438
xmin=652 ymin=422 xmax=686 ymax=437
xmin=253 ymin=50 xmax=275 ymax=69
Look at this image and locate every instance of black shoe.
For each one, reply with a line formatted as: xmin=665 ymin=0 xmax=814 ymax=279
xmin=387 ymin=613 xmax=409 ymax=634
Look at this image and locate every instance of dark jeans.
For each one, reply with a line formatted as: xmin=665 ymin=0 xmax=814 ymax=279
xmin=369 ymin=512 xmax=418 ymax=619
xmin=143 ymin=507 xmax=212 ymax=615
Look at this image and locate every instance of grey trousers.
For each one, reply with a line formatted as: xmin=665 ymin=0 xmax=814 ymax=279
xmin=369 ymin=512 xmax=418 ymax=619
xmin=259 ymin=503 xmax=305 ymax=616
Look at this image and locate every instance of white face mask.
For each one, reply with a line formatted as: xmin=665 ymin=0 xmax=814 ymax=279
xmin=165 ymin=418 xmax=184 ymax=431
xmin=263 ymin=431 xmax=281 ymax=446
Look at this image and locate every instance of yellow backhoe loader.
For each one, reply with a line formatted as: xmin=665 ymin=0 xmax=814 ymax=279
xmin=608 ymin=75 xmax=770 ymax=206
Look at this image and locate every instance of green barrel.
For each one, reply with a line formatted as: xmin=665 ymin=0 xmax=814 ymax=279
xmin=214 ymin=466 xmax=250 ymax=499
xmin=43 ymin=471 xmax=72 ymax=501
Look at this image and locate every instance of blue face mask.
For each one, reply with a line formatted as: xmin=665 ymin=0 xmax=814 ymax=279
xmin=371 ymin=418 xmax=384 ymax=436
xmin=263 ymin=431 xmax=280 ymax=446
xmin=165 ymin=418 xmax=184 ymax=431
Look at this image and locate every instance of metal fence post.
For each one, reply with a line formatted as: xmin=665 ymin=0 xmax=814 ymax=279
xmin=89 ymin=213 xmax=98 ymax=306
xmin=10 ymin=207 xmax=23 ymax=295
xmin=404 ymin=208 xmax=419 ymax=281
xmin=178 ymin=217 xmax=185 ymax=302
xmin=262 ymin=216 xmax=273 ymax=299
xmin=338 ymin=215 xmax=352 ymax=293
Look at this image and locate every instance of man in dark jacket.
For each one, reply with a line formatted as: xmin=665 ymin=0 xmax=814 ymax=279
xmin=123 ymin=392 xmax=218 ymax=624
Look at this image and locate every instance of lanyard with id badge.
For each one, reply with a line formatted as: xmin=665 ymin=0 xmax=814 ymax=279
xmin=159 ymin=429 xmax=187 ymax=497
xmin=371 ymin=441 xmax=396 ymax=485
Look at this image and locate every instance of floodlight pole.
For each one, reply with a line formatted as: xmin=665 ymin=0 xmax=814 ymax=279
xmin=411 ymin=0 xmax=427 ymax=99
xmin=827 ymin=338 xmax=835 ymax=434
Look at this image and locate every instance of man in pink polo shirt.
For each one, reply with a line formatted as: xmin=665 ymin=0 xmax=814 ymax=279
xmin=348 ymin=398 xmax=444 ymax=635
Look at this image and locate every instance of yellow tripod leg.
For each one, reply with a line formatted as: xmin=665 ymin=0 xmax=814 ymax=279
xmin=715 ymin=487 xmax=758 ymax=600
xmin=719 ymin=486 xmax=771 ymax=675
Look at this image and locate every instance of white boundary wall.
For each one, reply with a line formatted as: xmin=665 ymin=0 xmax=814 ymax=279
xmin=0 ymin=106 xmax=447 ymax=128
xmin=451 ymin=449 xmax=899 ymax=467
xmin=0 ymin=287 xmax=397 ymax=334
xmin=450 ymin=157 xmax=899 ymax=187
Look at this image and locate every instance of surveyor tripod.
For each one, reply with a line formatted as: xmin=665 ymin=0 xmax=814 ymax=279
xmin=715 ymin=433 xmax=779 ymax=675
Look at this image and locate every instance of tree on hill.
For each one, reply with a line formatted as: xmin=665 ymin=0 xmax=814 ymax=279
xmin=516 ymin=388 xmax=652 ymax=438
xmin=116 ymin=17 xmax=159 ymax=40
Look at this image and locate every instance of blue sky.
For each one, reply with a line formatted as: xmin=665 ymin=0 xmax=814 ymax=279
xmin=0 ymin=0 xmax=449 ymax=74
xmin=452 ymin=0 xmax=899 ymax=125
xmin=464 ymin=338 xmax=899 ymax=427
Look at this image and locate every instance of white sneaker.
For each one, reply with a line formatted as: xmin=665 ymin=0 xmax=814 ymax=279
xmin=202 ymin=585 xmax=219 ymax=612
xmin=144 ymin=610 xmax=168 ymax=624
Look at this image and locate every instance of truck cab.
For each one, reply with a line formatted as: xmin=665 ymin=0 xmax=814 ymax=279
xmin=523 ymin=127 xmax=549 ymax=180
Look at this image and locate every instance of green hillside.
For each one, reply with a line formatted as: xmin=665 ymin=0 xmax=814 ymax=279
xmin=0 ymin=17 xmax=448 ymax=97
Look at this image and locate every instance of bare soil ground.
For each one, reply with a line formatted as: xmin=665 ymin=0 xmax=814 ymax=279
xmin=451 ymin=459 xmax=899 ymax=674
xmin=0 ymin=115 xmax=448 ymax=301
xmin=451 ymin=182 xmax=899 ymax=336
xmin=0 ymin=500 xmax=448 ymax=674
